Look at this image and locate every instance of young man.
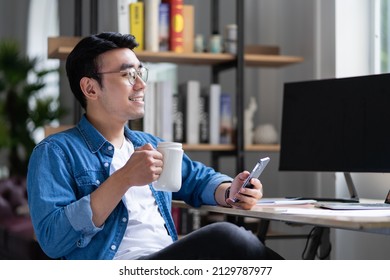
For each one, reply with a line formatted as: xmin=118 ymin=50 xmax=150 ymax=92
xmin=27 ymin=32 xmax=282 ymax=260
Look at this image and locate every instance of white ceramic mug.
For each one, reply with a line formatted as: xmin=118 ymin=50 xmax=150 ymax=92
xmin=152 ymin=142 xmax=183 ymax=192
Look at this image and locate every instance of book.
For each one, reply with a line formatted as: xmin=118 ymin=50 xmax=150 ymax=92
xmin=144 ymin=0 xmax=159 ymax=52
xmin=220 ymin=93 xmax=233 ymax=144
xmin=179 ymin=208 xmax=191 ymax=235
xmin=172 ymin=93 xmax=186 ymax=142
xmin=182 ymin=80 xmax=200 ymax=144
xmin=158 ymin=3 xmax=170 ymax=51
xmin=117 ymin=0 xmax=137 ymax=34
xmin=178 ymin=80 xmax=200 ymax=144
xmin=179 ymin=208 xmax=202 ymax=235
xmin=171 ymin=206 xmax=181 ymax=234
xmin=129 ymin=2 xmax=144 ymax=50
xmin=145 ymin=63 xmax=178 ymax=140
xmin=199 ymin=90 xmax=209 ymax=143
xmin=143 ymin=81 xmax=157 ymax=135
xmin=208 ymin=84 xmax=221 ymax=145
xmin=164 ymin=0 xmax=184 ymax=52
xmin=182 ymin=5 xmax=194 ymax=53
xmin=155 ymin=79 xmax=173 ymax=141
xmin=187 ymin=208 xmax=201 ymax=231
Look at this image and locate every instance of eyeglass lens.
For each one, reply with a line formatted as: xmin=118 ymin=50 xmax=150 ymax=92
xmin=129 ymin=68 xmax=148 ymax=84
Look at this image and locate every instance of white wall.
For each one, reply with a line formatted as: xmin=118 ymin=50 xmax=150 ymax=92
xmin=0 ymin=0 xmax=30 ymax=50
xmin=245 ymin=0 xmax=390 ymax=259
xmin=333 ymin=0 xmax=390 ymax=259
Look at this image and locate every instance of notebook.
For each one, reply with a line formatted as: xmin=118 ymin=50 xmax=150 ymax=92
xmin=315 ymin=202 xmax=390 ymax=210
xmin=315 ymin=190 xmax=390 ymax=210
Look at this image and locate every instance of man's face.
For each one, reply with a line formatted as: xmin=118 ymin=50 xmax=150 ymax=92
xmin=92 ymin=48 xmax=147 ymax=123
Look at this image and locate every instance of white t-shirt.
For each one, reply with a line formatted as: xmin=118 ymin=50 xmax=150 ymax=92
xmin=111 ymin=139 xmax=173 ymax=259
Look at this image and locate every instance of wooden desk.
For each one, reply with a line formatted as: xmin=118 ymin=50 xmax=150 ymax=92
xmin=172 ymin=200 xmax=390 ymax=235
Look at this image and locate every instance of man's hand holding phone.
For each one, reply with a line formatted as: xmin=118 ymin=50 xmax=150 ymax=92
xmin=227 ymin=157 xmax=270 ymax=209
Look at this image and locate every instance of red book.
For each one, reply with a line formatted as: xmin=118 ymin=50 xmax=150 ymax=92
xmin=163 ymin=0 xmax=184 ymax=53
xmin=171 ymin=206 xmax=181 ymax=234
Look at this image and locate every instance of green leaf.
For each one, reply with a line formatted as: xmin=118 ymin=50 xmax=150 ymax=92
xmin=0 ymin=39 xmax=66 ymax=177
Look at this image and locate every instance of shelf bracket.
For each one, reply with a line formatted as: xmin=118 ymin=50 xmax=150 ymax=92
xmin=211 ymin=0 xmax=219 ymax=35
xmin=235 ymin=0 xmax=245 ymax=172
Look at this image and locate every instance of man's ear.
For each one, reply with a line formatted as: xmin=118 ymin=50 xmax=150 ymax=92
xmin=80 ymin=77 xmax=98 ymax=100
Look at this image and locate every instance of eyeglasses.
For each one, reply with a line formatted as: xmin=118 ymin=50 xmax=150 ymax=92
xmin=97 ymin=67 xmax=149 ymax=85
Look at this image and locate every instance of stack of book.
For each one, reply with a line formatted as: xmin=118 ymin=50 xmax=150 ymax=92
xmin=145 ymin=63 xmax=234 ymax=145
xmin=117 ymin=0 xmax=234 ymax=144
xmin=117 ymin=0 xmax=194 ymax=53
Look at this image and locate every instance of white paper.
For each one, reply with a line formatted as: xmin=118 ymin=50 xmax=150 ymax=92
xmin=283 ymin=207 xmax=390 ymax=217
xmin=257 ymin=198 xmax=317 ymax=205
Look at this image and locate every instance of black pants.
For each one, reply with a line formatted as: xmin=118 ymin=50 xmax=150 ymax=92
xmin=139 ymin=222 xmax=284 ymax=260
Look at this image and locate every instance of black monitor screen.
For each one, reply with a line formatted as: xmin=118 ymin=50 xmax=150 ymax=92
xmin=279 ymin=73 xmax=390 ymax=172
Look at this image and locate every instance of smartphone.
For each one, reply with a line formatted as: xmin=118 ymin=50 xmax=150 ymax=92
xmin=242 ymin=157 xmax=270 ymax=189
xmin=232 ymin=157 xmax=270 ymax=202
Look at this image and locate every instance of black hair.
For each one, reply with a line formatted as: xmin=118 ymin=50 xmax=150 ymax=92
xmin=65 ymin=32 xmax=139 ymax=109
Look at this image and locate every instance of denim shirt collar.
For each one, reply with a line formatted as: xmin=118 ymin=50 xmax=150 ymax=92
xmin=77 ymin=114 xmax=152 ymax=152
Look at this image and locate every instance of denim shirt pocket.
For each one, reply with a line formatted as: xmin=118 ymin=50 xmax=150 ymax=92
xmin=74 ymin=170 xmax=107 ymax=198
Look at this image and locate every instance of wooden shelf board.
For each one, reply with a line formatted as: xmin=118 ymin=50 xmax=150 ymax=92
xmin=47 ymin=37 xmax=303 ymax=67
xmin=42 ymin=126 xmax=279 ymax=152
xmin=183 ymin=144 xmax=235 ymax=151
xmin=48 ymin=37 xmax=81 ymax=60
xmin=135 ymin=51 xmax=235 ymax=65
xmin=245 ymin=54 xmax=304 ymax=67
xmin=245 ymin=144 xmax=280 ymax=152
xmin=51 ymin=47 xmax=74 ymax=60
xmin=182 ymin=144 xmax=280 ymax=152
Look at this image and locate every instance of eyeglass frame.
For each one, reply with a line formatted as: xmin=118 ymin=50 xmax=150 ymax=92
xmin=96 ymin=66 xmax=149 ymax=85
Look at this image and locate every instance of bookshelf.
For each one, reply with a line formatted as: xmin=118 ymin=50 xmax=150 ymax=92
xmin=47 ymin=0 xmax=303 ymax=163
xmin=47 ymin=36 xmax=297 ymax=155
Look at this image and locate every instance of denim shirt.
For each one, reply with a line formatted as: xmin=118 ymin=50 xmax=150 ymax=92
xmin=27 ymin=115 xmax=232 ymax=259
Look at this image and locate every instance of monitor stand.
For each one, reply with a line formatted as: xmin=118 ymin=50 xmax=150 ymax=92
xmin=287 ymin=172 xmax=360 ymax=203
xmin=343 ymin=172 xmax=359 ymax=201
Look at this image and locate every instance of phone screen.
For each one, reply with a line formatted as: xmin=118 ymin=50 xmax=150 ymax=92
xmin=242 ymin=157 xmax=270 ymax=189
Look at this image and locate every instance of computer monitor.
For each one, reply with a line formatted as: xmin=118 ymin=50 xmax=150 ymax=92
xmin=279 ymin=73 xmax=390 ymax=200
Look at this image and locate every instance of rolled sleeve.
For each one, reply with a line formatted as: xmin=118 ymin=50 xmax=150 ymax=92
xmin=200 ymin=175 xmax=233 ymax=205
xmin=65 ymin=194 xmax=103 ymax=247
xmin=27 ymin=140 xmax=103 ymax=257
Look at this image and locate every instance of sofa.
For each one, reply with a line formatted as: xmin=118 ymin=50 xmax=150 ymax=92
xmin=0 ymin=177 xmax=48 ymax=259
